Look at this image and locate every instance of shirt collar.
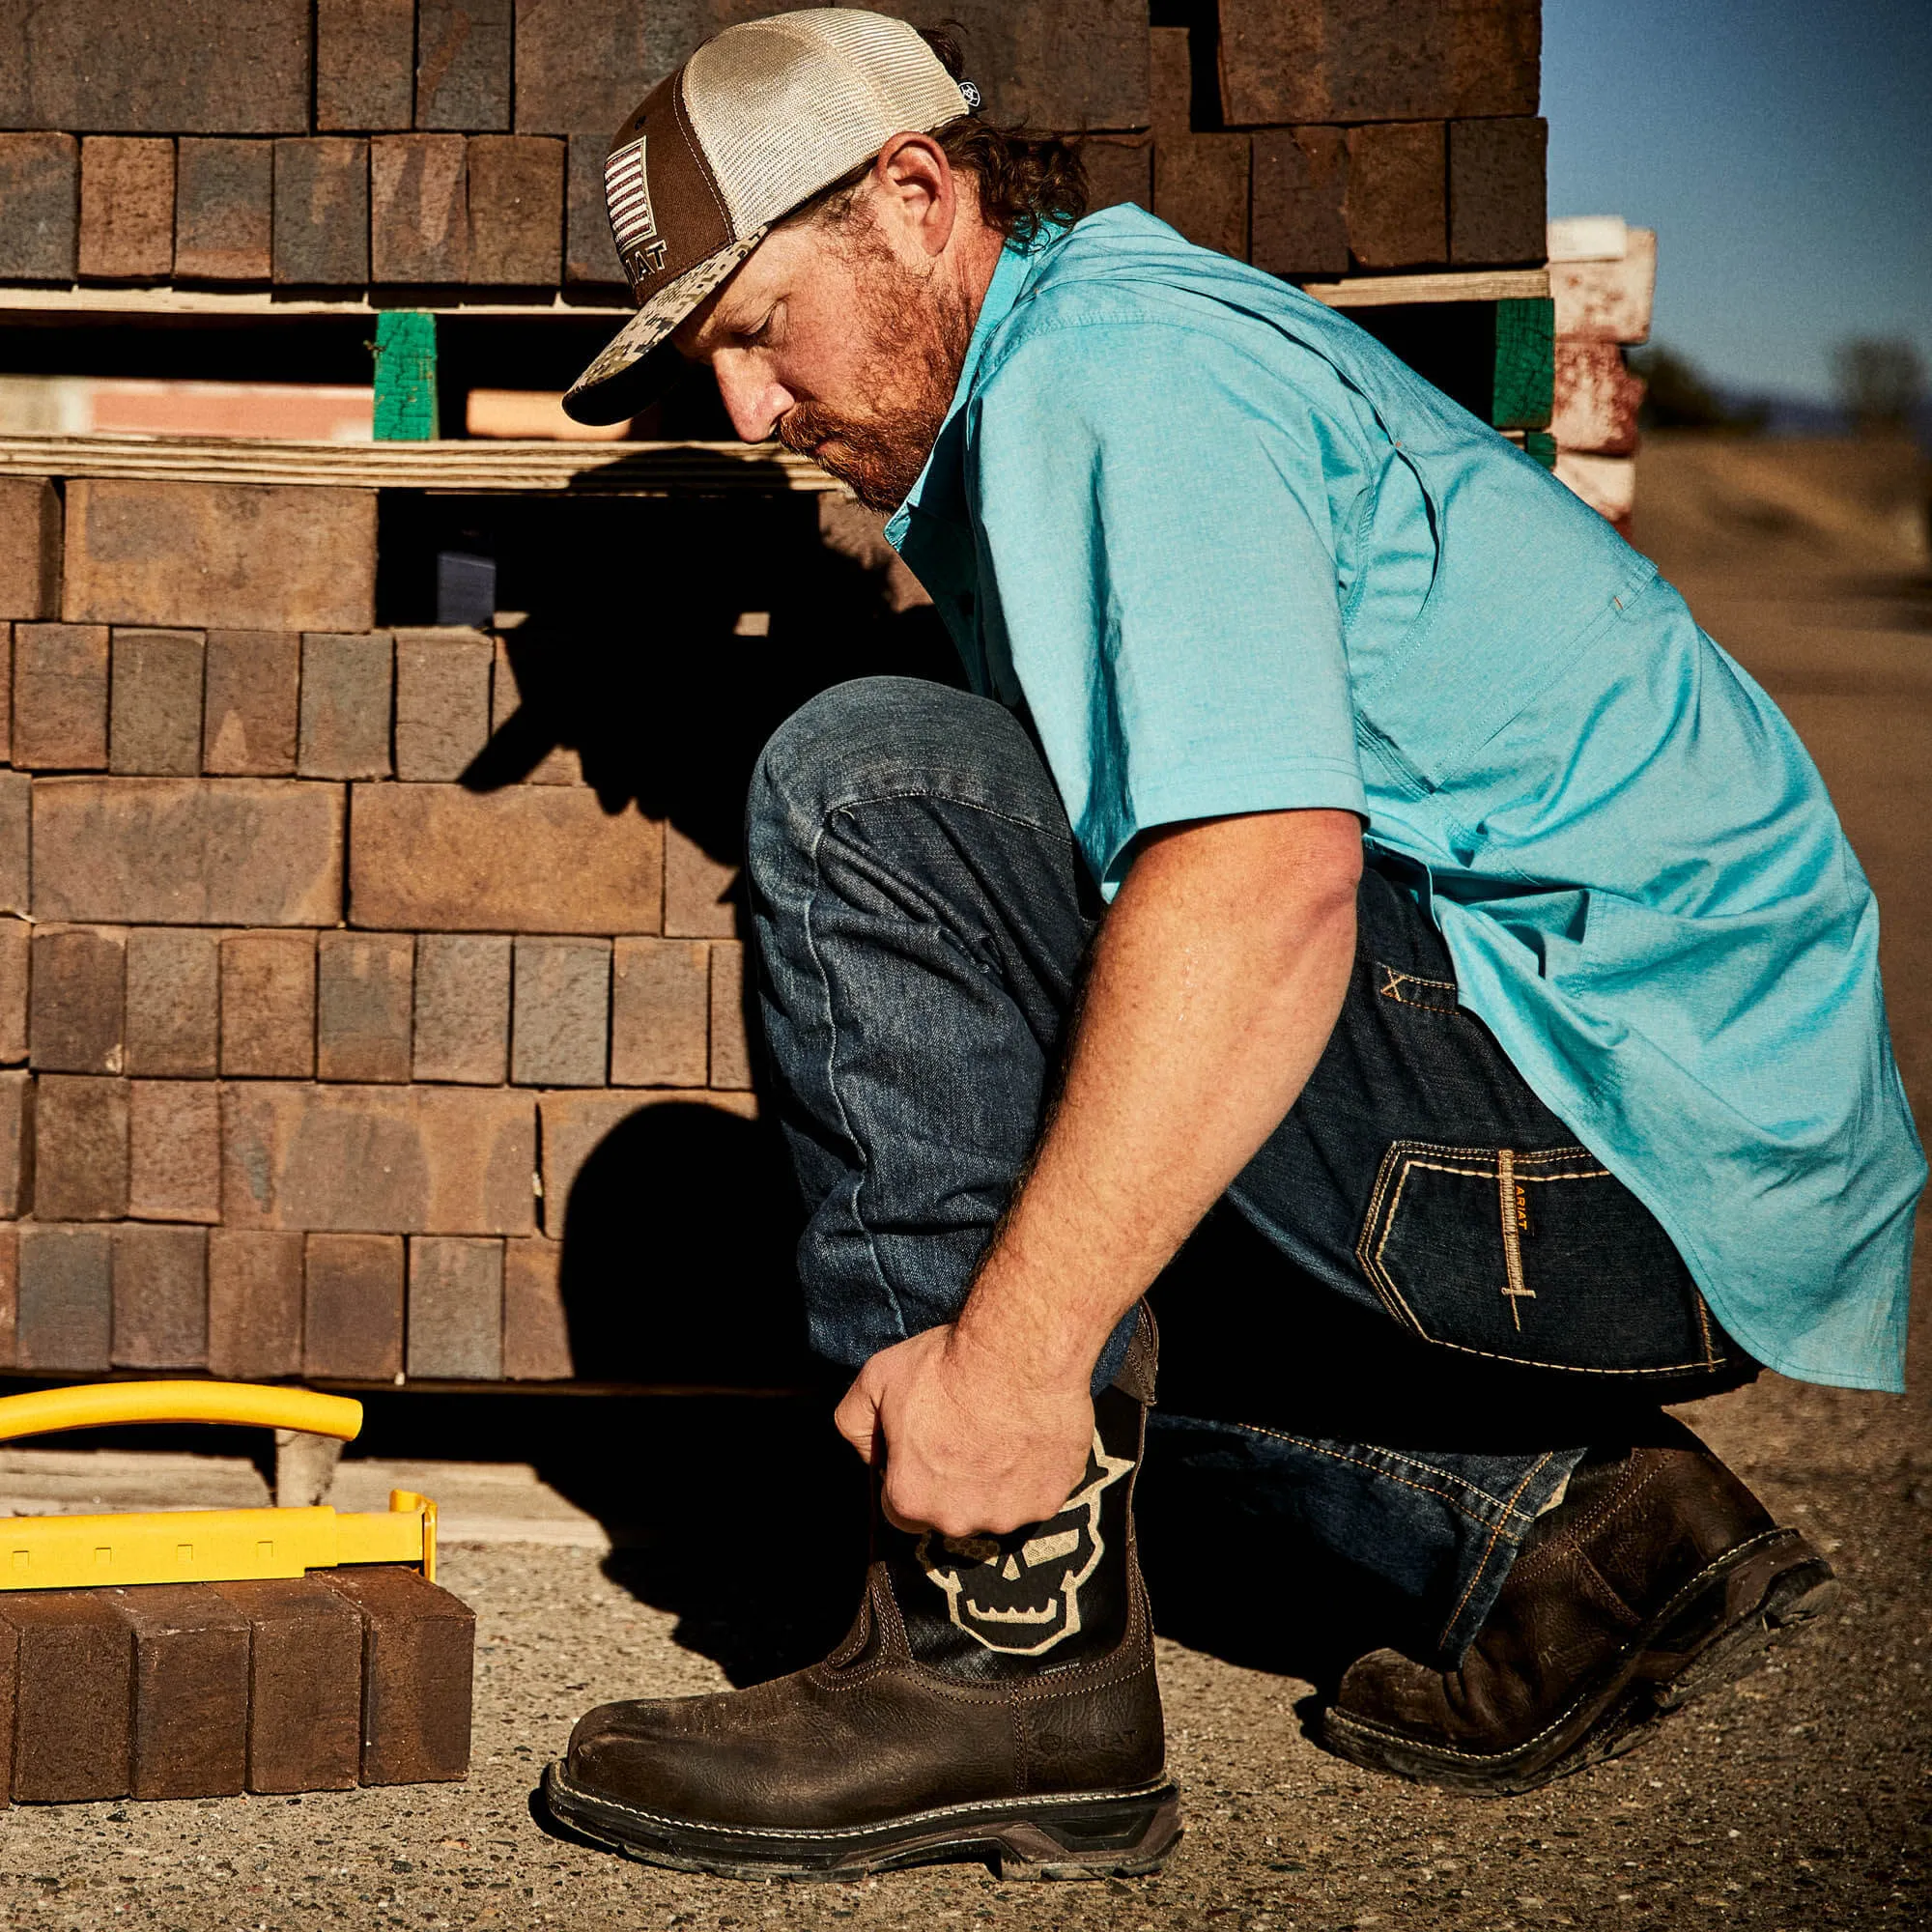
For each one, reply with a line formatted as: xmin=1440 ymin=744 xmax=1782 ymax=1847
xmin=886 ymin=233 xmax=1042 ymax=543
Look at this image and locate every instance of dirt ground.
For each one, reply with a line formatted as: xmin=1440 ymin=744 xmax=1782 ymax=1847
xmin=1 ymin=434 xmax=1928 ymax=1928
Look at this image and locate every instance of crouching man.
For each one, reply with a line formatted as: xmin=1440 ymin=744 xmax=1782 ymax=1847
xmin=541 ymin=10 xmax=1922 ymax=1882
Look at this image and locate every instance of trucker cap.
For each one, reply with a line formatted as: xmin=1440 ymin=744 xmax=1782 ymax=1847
xmin=562 ymin=9 xmax=971 ymax=425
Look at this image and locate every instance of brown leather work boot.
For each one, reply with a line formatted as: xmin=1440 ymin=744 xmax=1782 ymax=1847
xmin=1316 ymin=1418 xmax=1836 ymax=1794
xmin=542 ymin=1311 xmax=1179 ymax=1881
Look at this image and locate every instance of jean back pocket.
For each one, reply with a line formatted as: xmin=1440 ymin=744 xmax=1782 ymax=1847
xmin=1355 ymin=1140 xmax=1721 ymax=1377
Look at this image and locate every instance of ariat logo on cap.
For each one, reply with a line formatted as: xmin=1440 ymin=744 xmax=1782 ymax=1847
xmin=606 ymin=136 xmax=668 ymax=283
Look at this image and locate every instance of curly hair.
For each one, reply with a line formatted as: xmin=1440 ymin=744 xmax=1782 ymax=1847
xmin=797 ymin=27 xmax=1089 ymax=242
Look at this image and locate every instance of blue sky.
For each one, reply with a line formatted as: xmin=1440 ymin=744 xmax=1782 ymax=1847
xmin=1543 ymin=0 xmax=1932 ymax=404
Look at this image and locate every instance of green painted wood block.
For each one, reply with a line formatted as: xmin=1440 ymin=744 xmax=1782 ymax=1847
xmin=374 ymin=311 xmax=439 ymax=441
xmin=1522 ymin=430 xmax=1557 ymax=469
xmin=1492 ymin=296 xmax=1553 ymax=431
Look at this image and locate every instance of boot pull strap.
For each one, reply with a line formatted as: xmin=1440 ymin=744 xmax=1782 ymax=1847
xmin=1110 ymin=1301 xmax=1159 ymax=1406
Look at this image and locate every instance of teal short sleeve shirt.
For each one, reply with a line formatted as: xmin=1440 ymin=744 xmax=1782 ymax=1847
xmin=887 ymin=207 xmax=1923 ymax=1394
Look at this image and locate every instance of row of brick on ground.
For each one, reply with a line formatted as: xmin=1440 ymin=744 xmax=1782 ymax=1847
xmin=0 ymin=4 xmax=1548 ymax=285
xmin=0 ymin=1565 xmax=472 ymax=1804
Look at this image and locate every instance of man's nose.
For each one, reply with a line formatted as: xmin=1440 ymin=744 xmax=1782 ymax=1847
xmin=712 ymin=355 xmax=793 ymax=443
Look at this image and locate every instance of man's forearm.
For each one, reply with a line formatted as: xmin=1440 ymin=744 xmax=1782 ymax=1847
xmin=956 ymin=808 xmax=1363 ymax=1390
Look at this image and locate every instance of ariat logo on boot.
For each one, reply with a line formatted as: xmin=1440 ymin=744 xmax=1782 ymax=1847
xmin=916 ymin=1433 xmax=1133 ymax=1656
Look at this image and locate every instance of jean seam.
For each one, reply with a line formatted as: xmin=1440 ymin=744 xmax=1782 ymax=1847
xmin=804 ymin=811 xmax=908 ymax=1341
xmin=1217 ymin=1420 xmax=1532 ymax=1527
xmin=827 ymin=786 xmax=1065 ymax=842
xmin=1438 ymin=1451 xmax=1559 ymax=1651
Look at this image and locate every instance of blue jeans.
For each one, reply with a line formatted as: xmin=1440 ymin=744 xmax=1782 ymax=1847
xmin=746 ymin=679 xmax=1752 ymax=1662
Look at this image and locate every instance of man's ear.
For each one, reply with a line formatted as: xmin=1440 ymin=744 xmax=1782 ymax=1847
xmin=871 ymin=132 xmax=955 ymax=257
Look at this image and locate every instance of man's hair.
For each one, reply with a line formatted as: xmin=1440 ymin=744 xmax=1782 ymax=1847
xmin=799 ymin=28 xmax=1090 ymax=242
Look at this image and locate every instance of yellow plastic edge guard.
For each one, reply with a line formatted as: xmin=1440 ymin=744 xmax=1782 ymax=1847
xmin=0 ymin=1380 xmax=364 ymax=1446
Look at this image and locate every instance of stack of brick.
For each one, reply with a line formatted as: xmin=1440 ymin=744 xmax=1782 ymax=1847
xmin=0 ymin=1564 xmax=472 ymax=1802
xmin=0 ymin=473 xmax=755 ymax=1389
xmin=0 ymin=2 xmax=1548 ymax=293
xmin=1548 ymin=215 xmax=1656 ymax=536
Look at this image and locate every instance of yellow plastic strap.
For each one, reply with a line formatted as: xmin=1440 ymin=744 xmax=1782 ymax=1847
xmin=0 ymin=1380 xmax=363 ymax=1445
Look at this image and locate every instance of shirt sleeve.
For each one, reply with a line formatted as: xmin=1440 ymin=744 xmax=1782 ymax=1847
xmin=969 ymin=316 xmax=1369 ymax=893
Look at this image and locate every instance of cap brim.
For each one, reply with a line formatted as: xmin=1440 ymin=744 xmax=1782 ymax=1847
xmin=561 ymin=231 xmax=768 ymax=426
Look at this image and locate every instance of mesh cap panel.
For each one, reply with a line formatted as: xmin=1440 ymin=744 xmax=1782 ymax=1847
xmin=684 ymin=9 xmax=968 ymax=235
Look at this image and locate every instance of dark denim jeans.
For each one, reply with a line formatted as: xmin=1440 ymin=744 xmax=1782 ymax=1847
xmin=746 ymin=678 xmax=1752 ymax=1662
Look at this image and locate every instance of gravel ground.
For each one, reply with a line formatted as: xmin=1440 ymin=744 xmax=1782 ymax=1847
xmin=1 ymin=441 xmax=1926 ymax=1927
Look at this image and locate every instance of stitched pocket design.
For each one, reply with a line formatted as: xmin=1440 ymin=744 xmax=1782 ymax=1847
xmin=1355 ymin=1140 xmax=1717 ymax=1375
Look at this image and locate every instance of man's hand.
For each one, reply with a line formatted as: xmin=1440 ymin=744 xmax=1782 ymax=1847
xmin=833 ymin=1322 xmax=1094 ymax=1537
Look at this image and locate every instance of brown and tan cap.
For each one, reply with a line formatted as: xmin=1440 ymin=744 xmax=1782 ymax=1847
xmin=562 ymin=8 xmax=970 ymax=425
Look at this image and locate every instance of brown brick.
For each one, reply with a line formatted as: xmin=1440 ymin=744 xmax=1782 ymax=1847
xmin=35 ymin=1073 xmax=128 ymax=1220
xmin=0 ymin=1067 xmax=32 ymax=1218
xmin=513 ymin=0 xmax=684 ymax=136
xmin=511 ymin=935 xmax=609 ymax=1087
xmin=64 ymin=479 xmax=378 ymax=632
xmin=0 ymin=1224 xmax=16 ymax=1365
xmin=0 ymin=1594 xmax=133 ymax=1802
xmin=0 ymin=476 xmax=63 ymax=621
xmin=110 ymin=627 xmax=206 ymax=776
xmin=212 ymin=1578 xmax=362 ymax=1794
xmin=1218 ymin=0 xmax=1541 ymax=127
xmin=318 ymin=0 xmax=417 ymax=132
xmin=317 ymin=930 xmax=414 ymax=1083
xmin=417 ymin=0 xmax=513 ymax=132
xmin=206 ymin=1228 xmax=304 ymax=1378
xmin=173 ymin=138 xmax=273 ymax=281
xmin=125 ymin=926 xmax=220 ymax=1077
xmin=1149 ymin=28 xmax=1251 ymax=263
xmin=490 ymin=632 xmax=579 ymax=782
xmin=107 ymin=1585 xmax=250 ymax=1801
xmin=78 ymin=137 xmax=174 ymax=282
xmin=203 ymin=630 xmax=300 ymax=774
xmin=1252 ymin=126 xmax=1350 ymax=279
xmin=33 ymin=778 xmax=345 ymax=926
xmin=316 ymin=1565 xmax=474 ymax=1783
xmin=466 ymin=134 xmax=563 ymax=284
xmin=13 ymin=621 xmax=109 ymax=769
xmin=0 ymin=1 xmax=312 ymax=135
xmin=272 ymin=138 xmax=371 ymax=287
xmin=709 ymin=939 xmax=753 ymax=1091
xmin=394 ymin=627 xmax=492 ymax=781
xmin=664 ymin=822 xmax=737 ymax=938
xmin=1154 ymin=132 xmax=1250 ymax=260
xmin=562 ymin=132 xmax=626 ymax=287
xmin=371 ymin=135 xmax=469 ymax=283
xmin=298 ymin=631 xmax=394 ymax=779
xmin=0 ymin=771 xmax=25 ymax=917
xmin=1346 ymin=122 xmax=1446 ymax=270
xmin=501 ymin=1235 xmax=571 ymax=1378
xmin=221 ymin=929 xmax=316 ymax=1079
xmin=223 ymin=1083 xmax=536 ymax=1235
xmin=15 ymin=1224 xmax=113 ymax=1372
xmin=128 ymin=1079 xmax=222 ymax=1223
xmin=351 ymin=784 xmax=664 ymax=934
xmin=844 ymin=1 xmax=1150 ymax=133
xmin=304 ymin=1231 xmax=405 ymax=1378
xmin=611 ymin=937 xmax=709 ymax=1088
xmin=1079 ymin=134 xmax=1151 ymax=214
xmin=0 ymin=917 xmax=25 ymax=1065
xmin=537 ymin=1087 xmax=755 ymax=1219
xmin=407 ymin=1235 xmax=503 ymax=1378
xmin=412 ymin=932 xmax=511 ymax=1084
xmin=1448 ymin=114 xmax=1547 ymax=267
xmin=0 ymin=132 xmax=79 ymax=282
xmin=111 ymin=1222 xmax=208 ymax=1367
xmin=29 ymin=923 xmax=127 ymax=1074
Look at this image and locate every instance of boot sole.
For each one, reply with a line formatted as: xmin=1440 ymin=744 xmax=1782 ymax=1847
xmin=1315 ymin=1526 xmax=1835 ymax=1797
xmin=539 ymin=1761 xmax=1182 ymax=1882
